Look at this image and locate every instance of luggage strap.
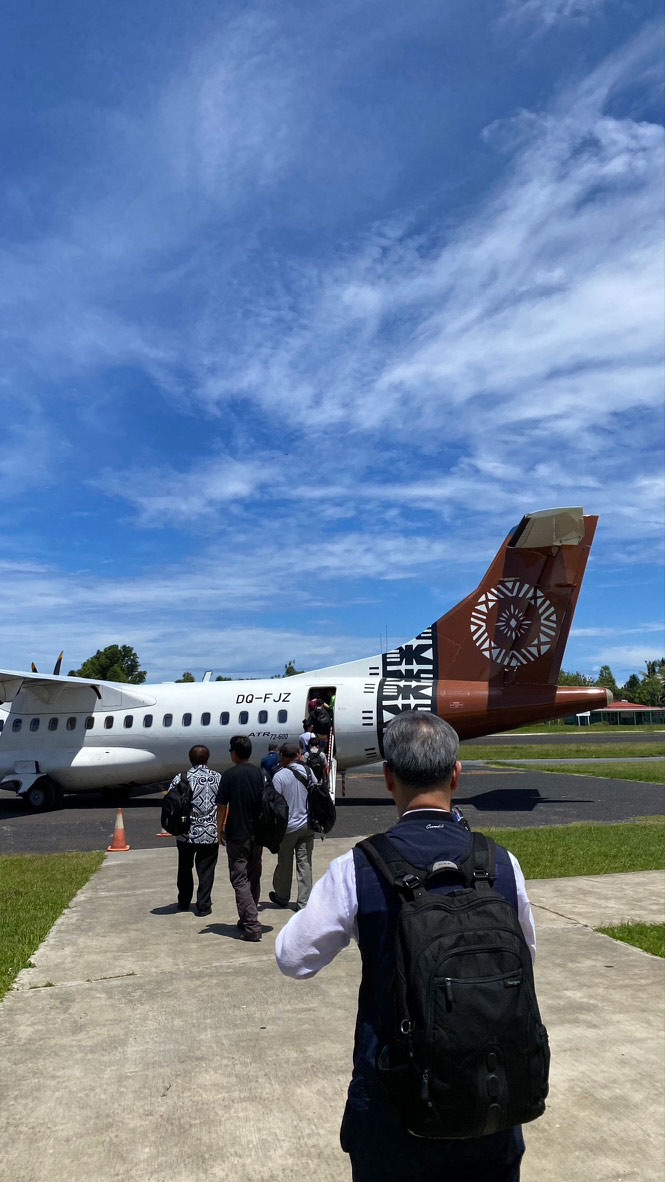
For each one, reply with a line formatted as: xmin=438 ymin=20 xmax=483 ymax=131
xmin=357 ymin=831 xmax=496 ymax=900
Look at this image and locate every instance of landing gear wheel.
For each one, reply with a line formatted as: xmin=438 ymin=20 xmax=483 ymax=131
xmin=23 ymin=778 xmax=57 ymax=812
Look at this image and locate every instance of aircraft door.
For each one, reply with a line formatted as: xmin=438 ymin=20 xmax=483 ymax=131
xmin=306 ymin=686 xmax=336 ymax=738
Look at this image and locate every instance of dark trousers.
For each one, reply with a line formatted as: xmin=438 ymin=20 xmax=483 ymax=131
xmin=226 ymin=839 xmax=263 ymax=935
xmin=341 ymin=1103 xmax=524 ymax=1182
xmin=177 ymin=841 xmax=219 ymax=913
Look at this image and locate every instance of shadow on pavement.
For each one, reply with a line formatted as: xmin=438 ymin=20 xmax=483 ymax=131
xmin=458 ymin=788 xmax=594 ymax=812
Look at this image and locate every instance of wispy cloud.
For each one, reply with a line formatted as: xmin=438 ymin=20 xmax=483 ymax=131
xmin=503 ymin=0 xmax=610 ymax=29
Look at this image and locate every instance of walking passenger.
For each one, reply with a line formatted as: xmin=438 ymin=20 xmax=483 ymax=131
xmin=304 ymin=736 xmax=328 ymax=788
xmin=275 ymin=713 xmax=538 ymax=1182
xmin=217 ymin=735 xmax=264 ymax=942
xmin=261 ymin=742 xmax=280 ymax=782
xmin=299 ymin=722 xmax=316 ymax=754
xmin=269 ymin=743 xmax=317 ymax=912
xmin=173 ymin=745 xmax=220 ymax=918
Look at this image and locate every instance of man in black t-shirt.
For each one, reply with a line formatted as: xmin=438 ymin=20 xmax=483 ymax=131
xmin=217 ymin=735 xmax=265 ymax=942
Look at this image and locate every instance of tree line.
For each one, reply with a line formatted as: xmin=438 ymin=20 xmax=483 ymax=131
xmin=558 ymin=660 xmax=665 ymax=707
xmin=67 ymin=646 xmax=304 ymax=684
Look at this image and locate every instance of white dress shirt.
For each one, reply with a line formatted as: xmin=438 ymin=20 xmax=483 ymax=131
xmin=275 ymin=823 xmax=536 ymax=979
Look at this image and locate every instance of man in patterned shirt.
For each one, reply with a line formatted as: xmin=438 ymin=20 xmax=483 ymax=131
xmin=174 ymin=745 xmax=221 ymax=918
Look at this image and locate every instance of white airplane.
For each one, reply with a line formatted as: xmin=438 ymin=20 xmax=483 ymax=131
xmin=0 ymin=507 xmax=611 ymax=811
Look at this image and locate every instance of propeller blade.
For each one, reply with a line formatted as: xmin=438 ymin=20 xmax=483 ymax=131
xmin=53 ymin=651 xmax=64 ymax=676
xmin=31 ymin=662 xmax=39 ymax=673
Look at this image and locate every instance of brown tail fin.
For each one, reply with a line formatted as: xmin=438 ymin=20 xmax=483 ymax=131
xmin=381 ymin=508 xmax=597 ymax=687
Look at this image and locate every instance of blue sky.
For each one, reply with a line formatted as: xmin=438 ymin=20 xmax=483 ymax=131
xmin=1 ymin=0 xmax=663 ymax=683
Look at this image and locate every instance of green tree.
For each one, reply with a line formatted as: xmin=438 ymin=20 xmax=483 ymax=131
xmin=621 ymin=673 xmax=642 ymax=700
xmin=632 ymin=659 xmax=665 ymax=707
xmin=557 ymin=670 xmax=595 ymax=686
xmin=69 ymin=645 xmax=146 ymax=684
xmin=215 ymin=675 xmax=232 ymax=681
xmin=595 ymin=664 xmax=619 ymax=696
xmin=283 ymin=660 xmax=304 ymax=677
xmin=176 ymin=672 xmax=195 ymax=683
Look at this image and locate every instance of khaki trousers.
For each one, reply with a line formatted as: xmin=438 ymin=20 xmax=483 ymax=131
xmin=272 ymin=826 xmax=315 ymax=906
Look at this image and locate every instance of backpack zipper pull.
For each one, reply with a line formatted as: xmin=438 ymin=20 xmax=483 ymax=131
xmin=444 ymin=978 xmax=454 ymax=1010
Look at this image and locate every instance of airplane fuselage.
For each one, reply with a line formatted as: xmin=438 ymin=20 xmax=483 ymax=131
xmin=0 ymin=671 xmax=608 ymax=796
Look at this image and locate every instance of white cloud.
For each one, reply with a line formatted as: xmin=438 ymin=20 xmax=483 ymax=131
xmin=503 ymin=0 xmax=610 ymax=29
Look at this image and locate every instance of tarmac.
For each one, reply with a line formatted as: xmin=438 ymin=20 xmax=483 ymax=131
xmin=1 ymin=838 xmax=663 ymax=1182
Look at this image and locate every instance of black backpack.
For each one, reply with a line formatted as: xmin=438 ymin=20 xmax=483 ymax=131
xmin=292 ymin=763 xmax=336 ymax=835
xmin=304 ymin=747 xmax=327 ymax=784
xmin=161 ymin=773 xmax=193 ymax=837
xmin=356 ymin=831 xmax=549 ymax=1140
xmin=254 ymin=769 xmax=289 ymax=853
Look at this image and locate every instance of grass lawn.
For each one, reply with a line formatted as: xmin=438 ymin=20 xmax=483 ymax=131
xmin=597 ymin=922 xmax=665 ymax=958
xmin=461 ymin=742 xmax=664 ymax=761
xmin=0 ymin=851 xmax=104 ymax=1000
xmin=506 ymin=723 xmax=662 ymax=734
xmin=506 ymin=761 xmax=665 ymax=784
xmin=483 ymin=817 xmax=665 ymax=879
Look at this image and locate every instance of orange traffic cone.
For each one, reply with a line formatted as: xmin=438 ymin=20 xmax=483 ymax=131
xmin=107 ymin=807 xmax=131 ymax=852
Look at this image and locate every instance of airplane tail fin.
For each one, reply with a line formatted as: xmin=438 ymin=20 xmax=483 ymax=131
xmin=382 ymin=508 xmax=596 ymax=687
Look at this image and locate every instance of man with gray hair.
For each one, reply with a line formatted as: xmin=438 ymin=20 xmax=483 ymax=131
xmin=275 ymin=711 xmax=536 ymax=1182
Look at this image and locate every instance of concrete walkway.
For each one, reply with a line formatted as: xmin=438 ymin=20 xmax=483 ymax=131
xmin=1 ymin=841 xmax=663 ymax=1182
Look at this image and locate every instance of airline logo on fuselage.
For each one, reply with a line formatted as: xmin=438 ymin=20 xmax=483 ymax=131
xmin=470 ymin=580 xmax=557 ymax=667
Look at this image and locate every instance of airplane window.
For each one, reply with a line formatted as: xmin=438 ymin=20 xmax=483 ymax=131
xmin=201 ymin=712 xmax=211 ymax=726
xmin=220 ymin=711 xmax=229 ymax=726
xmin=258 ymin=709 xmax=268 ymax=724
xmin=163 ymin=713 xmax=173 ymax=728
xmin=104 ymin=716 xmax=114 ymax=730
xmin=278 ymin=709 xmax=287 ymax=723
xmin=144 ymin=714 xmax=153 ymax=728
xmin=124 ymin=715 xmax=133 ymax=729
xmin=182 ymin=713 xmax=192 ymax=727
xmin=85 ymin=716 xmax=94 ymax=730
xmin=239 ymin=710 xmax=248 ymax=725
xmin=30 ymin=718 xmax=40 ymax=732
xmin=12 ymin=718 xmax=22 ymax=732
xmin=66 ymin=717 xmax=77 ymax=731
xmin=48 ymin=718 xmax=59 ymax=732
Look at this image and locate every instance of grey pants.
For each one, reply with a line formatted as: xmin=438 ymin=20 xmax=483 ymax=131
xmin=273 ymin=826 xmax=315 ymax=906
xmin=226 ymin=839 xmax=263 ymax=935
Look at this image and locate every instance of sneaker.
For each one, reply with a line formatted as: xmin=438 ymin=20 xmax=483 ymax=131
xmin=243 ymin=931 xmax=262 ymax=942
xmin=269 ymin=890 xmax=289 ymax=908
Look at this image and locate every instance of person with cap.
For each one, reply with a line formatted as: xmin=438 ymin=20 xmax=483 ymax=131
xmin=269 ymin=742 xmax=318 ymax=912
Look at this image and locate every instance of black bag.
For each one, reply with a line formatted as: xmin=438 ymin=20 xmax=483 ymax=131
xmin=356 ymin=831 xmax=549 ymax=1140
xmin=161 ymin=773 xmax=193 ymax=837
xmin=311 ymin=705 xmax=332 ymax=734
xmin=304 ymin=747 xmax=327 ymax=785
xmin=292 ymin=764 xmax=336 ymax=835
xmin=254 ymin=770 xmax=289 ymax=853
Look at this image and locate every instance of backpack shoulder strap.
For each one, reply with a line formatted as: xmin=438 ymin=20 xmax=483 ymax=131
xmin=356 ymin=833 xmax=427 ymax=898
xmin=290 ymin=764 xmax=312 ymax=790
xmin=469 ymin=832 xmax=497 ymax=888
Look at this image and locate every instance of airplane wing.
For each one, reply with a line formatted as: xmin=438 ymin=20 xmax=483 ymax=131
xmin=0 ymin=669 xmax=156 ymax=709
